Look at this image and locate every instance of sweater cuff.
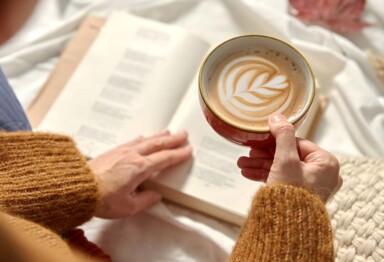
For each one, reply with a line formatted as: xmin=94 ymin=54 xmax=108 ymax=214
xmin=0 ymin=132 xmax=99 ymax=233
xmin=229 ymin=184 xmax=334 ymax=262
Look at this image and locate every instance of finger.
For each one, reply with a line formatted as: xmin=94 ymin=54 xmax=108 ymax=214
xmin=129 ymin=190 xmax=162 ymax=215
xmin=118 ymin=130 xmax=170 ymax=149
xmin=144 ymin=145 xmax=192 ymax=173
xmin=237 ymin=156 xmax=273 ymax=170
xmin=130 ymin=146 xmax=193 ymax=188
xmin=135 ymin=131 xmax=188 ymax=155
xmin=268 ymin=114 xmax=299 ymax=160
xmin=296 ymin=138 xmax=337 ymax=166
xmin=249 ymin=148 xmax=274 ymax=159
xmin=333 ymin=175 xmax=343 ymax=195
xmin=241 ymin=168 xmax=269 ymax=182
xmin=296 ymin=138 xmax=323 ymax=159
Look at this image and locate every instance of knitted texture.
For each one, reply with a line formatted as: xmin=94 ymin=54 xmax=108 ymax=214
xmin=0 ymin=132 xmax=99 ymax=233
xmin=0 ymin=211 xmax=72 ymax=256
xmin=229 ymin=184 xmax=333 ymax=262
xmin=327 ymin=156 xmax=384 ymax=262
xmin=0 ymin=211 xmax=101 ymax=262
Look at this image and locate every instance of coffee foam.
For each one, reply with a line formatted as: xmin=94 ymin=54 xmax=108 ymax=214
xmin=208 ymin=49 xmax=307 ymax=129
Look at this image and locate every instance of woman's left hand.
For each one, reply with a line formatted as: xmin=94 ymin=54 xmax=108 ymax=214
xmin=88 ymin=130 xmax=192 ymax=219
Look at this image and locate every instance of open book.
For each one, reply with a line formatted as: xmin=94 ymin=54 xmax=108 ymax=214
xmin=34 ymin=12 xmax=320 ymax=225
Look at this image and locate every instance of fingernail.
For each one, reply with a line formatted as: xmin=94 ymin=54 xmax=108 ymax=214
xmin=270 ymin=113 xmax=286 ymax=123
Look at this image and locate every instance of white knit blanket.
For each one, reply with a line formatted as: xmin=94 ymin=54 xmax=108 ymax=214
xmin=328 ymin=156 xmax=384 ymax=261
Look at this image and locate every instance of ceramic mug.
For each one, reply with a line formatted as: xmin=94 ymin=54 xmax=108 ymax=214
xmin=198 ymin=35 xmax=315 ymax=148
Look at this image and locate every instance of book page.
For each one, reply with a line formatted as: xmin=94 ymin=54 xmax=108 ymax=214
xmin=38 ymin=12 xmax=209 ymax=157
xmin=152 ymin=75 xmax=262 ymax=220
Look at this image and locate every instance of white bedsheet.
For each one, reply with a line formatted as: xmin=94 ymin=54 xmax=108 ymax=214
xmin=1 ymin=0 xmax=383 ymax=261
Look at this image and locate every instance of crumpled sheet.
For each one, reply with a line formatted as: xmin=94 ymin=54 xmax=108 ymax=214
xmin=0 ymin=0 xmax=383 ymax=261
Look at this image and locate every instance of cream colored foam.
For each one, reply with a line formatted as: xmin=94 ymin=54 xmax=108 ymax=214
xmin=208 ymin=50 xmax=306 ymax=129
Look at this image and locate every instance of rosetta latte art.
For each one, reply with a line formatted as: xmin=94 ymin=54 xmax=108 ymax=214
xmin=217 ymin=56 xmax=293 ymax=122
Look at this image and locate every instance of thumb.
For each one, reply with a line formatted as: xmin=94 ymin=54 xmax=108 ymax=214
xmin=131 ymin=190 xmax=162 ymax=214
xmin=268 ymin=114 xmax=299 ymax=160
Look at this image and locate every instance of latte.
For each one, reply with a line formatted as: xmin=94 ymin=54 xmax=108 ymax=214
xmin=206 ymin=47 xmax=307 ymax=129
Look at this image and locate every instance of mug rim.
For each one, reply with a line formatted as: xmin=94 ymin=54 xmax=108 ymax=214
xmin=198 ymin=34 xmax=316 ymax=133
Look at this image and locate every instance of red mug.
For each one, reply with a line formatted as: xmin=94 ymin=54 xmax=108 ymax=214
xmin=198 ymin=35 xmax=315 ymax=148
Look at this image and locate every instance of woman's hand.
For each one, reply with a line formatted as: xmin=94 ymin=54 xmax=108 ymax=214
xmin=237 ymin=114 xmax=342 ymax=202
xmin=88 ymin=130 xmax=192 ymax=219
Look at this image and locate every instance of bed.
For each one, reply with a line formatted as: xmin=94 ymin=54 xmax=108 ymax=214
xmin=1 ymin=0 xmax=383 ymax=261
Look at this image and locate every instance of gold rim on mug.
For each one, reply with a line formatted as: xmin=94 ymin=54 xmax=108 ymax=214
xmin=198 ymin=34 xmax=316 ymax=133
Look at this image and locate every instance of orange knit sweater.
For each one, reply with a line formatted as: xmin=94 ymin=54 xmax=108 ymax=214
xmin=0 ymin=132 xmax=334 ymax=261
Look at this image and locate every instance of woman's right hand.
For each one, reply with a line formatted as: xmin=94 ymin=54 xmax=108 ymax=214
xmin=238 ymin=113 xmax=342 ymax=202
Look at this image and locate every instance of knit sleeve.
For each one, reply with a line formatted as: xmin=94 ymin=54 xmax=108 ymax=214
xmin=0 ymin=132 xmax=99 ymax=234
xmin=228 ymin=184 xmax=334 ymax=262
